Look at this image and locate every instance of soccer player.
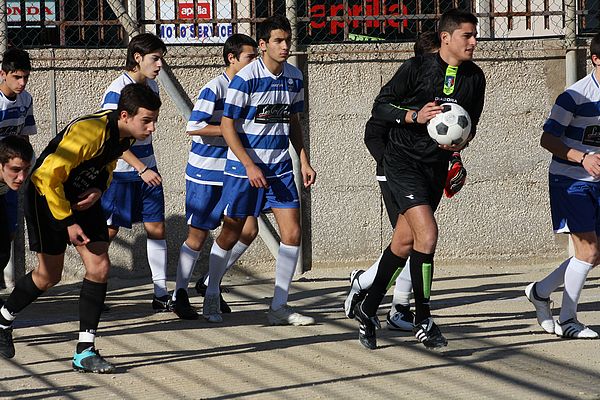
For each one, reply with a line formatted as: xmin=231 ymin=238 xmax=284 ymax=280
xmin=0 ymin=83 xmax=161 ymax=372
xmin=0 ymin=136 xmax=33 ymax=288
xmin=171 ymin=33 xmax=259 ymax=320
xmin=202 ymin=15 xmax=316 ymax=325
xmin=345 ymin=31 xmax=468 ymax=332
xmin=351 ymin=9 xmax=485 ymax=349
xmin=100 ymin=34 xmax=171 ymax=311
xmin=0 ymin=48 xmax=37 ymax=275
xmin=524 ymin=33 xmax=600 ymax=340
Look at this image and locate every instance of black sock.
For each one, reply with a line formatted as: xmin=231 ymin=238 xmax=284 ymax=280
xmin=76 ymin=341 xmax=94 ymax=353
xmin=362 ymin=246 xmax=407 ymax=316
xmin=79 ymin=279 xmax=107 ymax=347
xmin=410 ymin=250 xmax=434 ymax=323
xmin=1 ymin=272 xmax=44 ymax=326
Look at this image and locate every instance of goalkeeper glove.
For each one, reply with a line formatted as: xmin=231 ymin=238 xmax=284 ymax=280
xmin=444 ymin=152 xmax=467 ymax=198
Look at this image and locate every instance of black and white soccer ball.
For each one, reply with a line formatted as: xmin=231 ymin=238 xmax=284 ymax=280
xmin=426 ymin=103 xmax=471 ymax=146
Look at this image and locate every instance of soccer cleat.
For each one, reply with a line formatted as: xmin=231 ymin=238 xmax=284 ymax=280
xmin=353 ymin=301 xmax=380 ymax=350
xmin=0 ymin=326 xmax=15 ymax=359
xmin=152 ymin=294 xmax=173 ymax=312
xmin=268 ymin=305 xmax=315 ymax=326
xmin=344 ymin=269 xmax=366 ymax=319
xmin=173 ymin=288 xmax=199 ymax=320
xmin=72 ymin=347 xmax=115 ymax=373
xmin=524 ymin=282 xmax=555 ymax=333
xmin=413 ymin=318 xmax=448 ymax=349
xmin=202 ymin=294 xmax=223 ymax=323
xmin=194 ymin=277 xmax=232 ymax=313
xmin=555 ymin=318 xmax=599 ymax=339
xmin=386 ymin=304 xmax=415 ymax=331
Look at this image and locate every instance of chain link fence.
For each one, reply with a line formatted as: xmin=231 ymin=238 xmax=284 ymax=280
xmin=1 ymin=0 xmax=597 ymax=52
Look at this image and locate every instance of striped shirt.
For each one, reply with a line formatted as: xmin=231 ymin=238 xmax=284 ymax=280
xmin=0 ymin=90 xmax=36 ymax=137
xmin=100 ymin=73 xmax=159 ymax=180
xmin=185 ymin=72 xmax=229 ymax=186
xmin=222 ymin=58 xmax=304 ymax=178
xmin=544 ymin=72 xmax=600 ymax=181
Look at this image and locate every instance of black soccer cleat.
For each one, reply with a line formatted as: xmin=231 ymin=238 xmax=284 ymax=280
xmin=152 ymin=294 xmax=173 ymax=312
xmin=194 ymin=277 xmax=231 ymax=313
xmin=173 ymin=288 xmax=199 ymax=320
xmin=72 ymin=347 xmax=115 ymax=373
xmin=413 ymin=317 xmax=448 ymax=349
xmin=0 ymin=326 xmax=15 ymax=359
xmin=353 ymin=301 xmax=381 ymax=350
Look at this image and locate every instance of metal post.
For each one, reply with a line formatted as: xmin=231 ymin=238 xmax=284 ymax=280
xmin=0 ymin=0 xmax=6 ymax=54
xmin=106 ymin=0 xmax=281 ymax=259
xmin=565 ymin=0 xmax=577 ymax=87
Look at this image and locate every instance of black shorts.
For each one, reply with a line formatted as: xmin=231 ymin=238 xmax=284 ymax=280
xmin=25 ymin=182 xmax=109 ymax=255
xmin=383 ymin=155 xmax=447 ymax=215
xmin=378 ymin=179 xmax=400 ymax=228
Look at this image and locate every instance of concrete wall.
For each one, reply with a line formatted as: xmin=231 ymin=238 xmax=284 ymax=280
xmin=21 ymin=39 xmax=574 ymax=279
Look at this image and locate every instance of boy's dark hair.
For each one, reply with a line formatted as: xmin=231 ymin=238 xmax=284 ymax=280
xmin=0 ymin=136 xmax=34 ymax=165
xmin=223 ymin=34 xmax=257 ymax=66
xmin=438 ymin=9 xmax=478 ymax=35
xmin=414 ymin=31 xmax=441 ymax=56
xmin=257 ymin=15 xmax=292 ymax=44
xmin=117 ymin=83 xmax=162 ymax=115
xmin=125 ymin=33 xmax=167 ymax=71
xmin=1 ymin=48 xmax=31 ymax=73
xmin=591 ymin=33 xmax=600 ymax=64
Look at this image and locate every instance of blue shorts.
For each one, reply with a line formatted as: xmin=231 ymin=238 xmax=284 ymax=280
xmin=4 ymin=189 xmax=18 ymax=234
xmin=549 ymin=174 xmax=600 ymax=234
xmin=101 ymin=178 xmax=165 ymax=228
xmin=219 ymin=173 xmax=299 ymax=218
xmin=185 ymin=181 xmax=223 ymax=230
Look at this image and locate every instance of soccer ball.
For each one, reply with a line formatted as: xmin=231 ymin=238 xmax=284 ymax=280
xmin=426 ymin=103 xmax=471 ymax=146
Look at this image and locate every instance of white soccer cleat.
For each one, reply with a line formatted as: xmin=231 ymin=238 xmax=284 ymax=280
xmin=344 ymin=269 xmax=365 ymax=319
xmin=202 ymin=294 xmax=223 ymax=323
xmin=555 ymin=318 xmax=599 ymax=339
xmin=525 ymin=282 xmax=555 ymax=334
xmin=268 ymin=305 xmax=315 ymax=326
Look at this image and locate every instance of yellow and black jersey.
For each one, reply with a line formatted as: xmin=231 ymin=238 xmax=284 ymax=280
xmin=31 ymin=110 xmax=133 ymax=224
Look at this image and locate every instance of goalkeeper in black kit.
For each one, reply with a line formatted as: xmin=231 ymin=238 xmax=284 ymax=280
xmin=352 ymin=8 xmax=486 ymax=350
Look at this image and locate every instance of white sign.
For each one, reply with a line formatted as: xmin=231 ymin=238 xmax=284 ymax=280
xmin=7 ymin=1 xmax=56 ymax=23
xmin=159 ymin=23 xmax=233 ymax=44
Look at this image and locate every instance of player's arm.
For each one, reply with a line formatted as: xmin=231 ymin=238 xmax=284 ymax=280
xmin=289 ymin=114 xmax=316 ymax=188
xmin=221 ymin=116 xmax=267 ymax=188
xmin=541 ymin=132 xmax=600 ymax=178
xmin=186 ymin=87 xmax=222 ymax=137
xmin=121 ymin=149 xmax=162 ymax=187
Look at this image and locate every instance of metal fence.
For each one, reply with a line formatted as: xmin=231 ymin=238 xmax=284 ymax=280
xmin=1 ymin=0 xmax=596 ymax=51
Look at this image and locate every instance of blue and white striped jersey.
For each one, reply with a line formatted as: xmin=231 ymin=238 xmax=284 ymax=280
xmin=544 ymin=72 xmax=600 ymax=182
xmin=100 ymin=73 xmax=159 ymax=180
xmin=222 ymin=58 xmax=304 ymax=178
xmin=0 ymin=90 xmax=36 ymax=137
xmin=185 ymin=72 xmax=230 ymax=186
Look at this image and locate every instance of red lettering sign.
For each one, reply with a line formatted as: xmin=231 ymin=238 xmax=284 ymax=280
xmin=309 ymin=0 xmax=408 ymax=35
xmin=179 ymin=3 xmax=210 ymax=19
xmin=7 ymin=5 xmax=53 ymax=16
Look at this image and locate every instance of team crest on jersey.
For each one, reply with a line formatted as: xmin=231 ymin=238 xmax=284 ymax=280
xmin=445 ymin=76 xmax=455 ymax=88
xmin=255 ymin=104 xmax=291 ymax=124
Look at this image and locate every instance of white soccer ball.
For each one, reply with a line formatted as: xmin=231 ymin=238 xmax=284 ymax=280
xmin=426 ymin=103 xmax=471 ymax=146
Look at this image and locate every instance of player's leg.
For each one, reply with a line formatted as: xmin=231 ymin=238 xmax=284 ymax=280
xmin=554 ymin=232 xmax=598 ymax=338
xmin=230 ymin=215 xmax=258 ymax=268
xmin=73 ymin=241 xmax=115 ymax=373
xmin=0 ymin=184 xmax=67 ymax=359
xmin=265 ymin=174 xmax=314 ymax=326
xmin=0 ymin=196 xmax=11 ymax=274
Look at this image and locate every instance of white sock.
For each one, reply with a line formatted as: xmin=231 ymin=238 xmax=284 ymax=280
xmin=147 ymin=239 xmax=168 ymax=298
xmin=271 ymin=244 xmax=300 ymax=310
xmin=226 ymin=241 xmax=250 ymax=270
xmin=392 ymin=265 xmax=412 ymax=307
xmin=78 ymin=331 xmax=95 ymax=345
xmin=173 ymin=242 xmax=200 ymax=301
xmin=206 ymin=242 xmax=231 ymax=296
xmin=536 ymin=258 xmax=570 ymax=298
xmin=355 ymin=254 xmax=382 ymax=290
xmin=204 ymin=241 xmax=250 ymax=287
xmin=559 ymin=257 xmax=593 ymax=322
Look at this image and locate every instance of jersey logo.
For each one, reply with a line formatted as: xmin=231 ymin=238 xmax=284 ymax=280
xmin=405 ymin=194 xmax=415 ymax=200
xmin=443 ymin=65 xmax=458 ymax=96
xmin=255 ymin=104 xmax=291 ymax=124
